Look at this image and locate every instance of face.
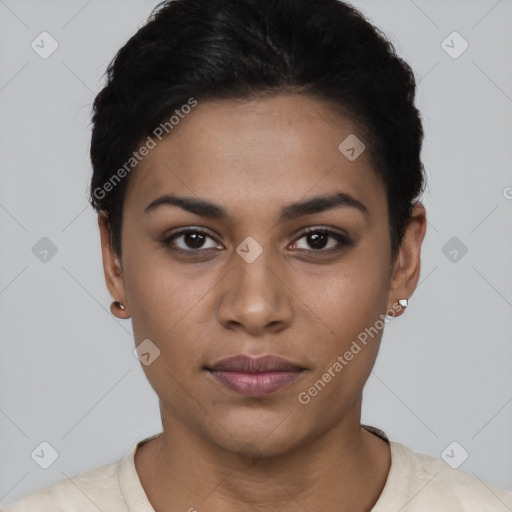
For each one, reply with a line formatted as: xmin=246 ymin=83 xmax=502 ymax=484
xmin=99 ymin=94 xmax=426 ymax=457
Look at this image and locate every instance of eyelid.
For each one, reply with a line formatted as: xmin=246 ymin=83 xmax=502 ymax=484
xmin=289 ymin=226 xmax=353 ymax=251
xmin=293 ymin=225 xmax=350 ymax=239
xmin=168 ymin=225 xmax=219 ymax=238
xmin=163 ymin=226 xmax=223 ymax=248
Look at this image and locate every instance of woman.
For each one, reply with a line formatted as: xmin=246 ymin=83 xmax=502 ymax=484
xmin=4 ymin=0 xmax=511 ymax=510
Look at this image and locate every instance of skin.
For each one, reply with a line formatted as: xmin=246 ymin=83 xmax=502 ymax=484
xmin=98 ymin=94 xmax=426 ymax=512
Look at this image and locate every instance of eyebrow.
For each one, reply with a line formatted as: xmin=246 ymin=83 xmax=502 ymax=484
xmin=144 ymin=191 xmax=370 ymax=222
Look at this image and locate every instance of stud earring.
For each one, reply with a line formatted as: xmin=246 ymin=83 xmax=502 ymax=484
xmin=112 ymin=301 xmax=126 ymax=311
xmin=398 ymin=298 xmax=408 ymax=308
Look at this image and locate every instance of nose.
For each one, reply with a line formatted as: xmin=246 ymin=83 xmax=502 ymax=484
xmin=217 ymin=244 xmax=293 ymax=336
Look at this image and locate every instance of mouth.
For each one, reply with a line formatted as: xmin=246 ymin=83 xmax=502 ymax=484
xmin=204 ymin=354 xmax=307 ymax=397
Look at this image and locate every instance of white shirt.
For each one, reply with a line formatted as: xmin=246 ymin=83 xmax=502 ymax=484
xmin=3 ymin=425 xmax=512 ymax=511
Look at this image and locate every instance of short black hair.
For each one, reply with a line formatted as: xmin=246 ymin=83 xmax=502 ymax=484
xmin=89 ymin=0 xmax=426 ymax=262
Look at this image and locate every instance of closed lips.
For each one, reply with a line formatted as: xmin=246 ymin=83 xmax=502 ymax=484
xmin=205 ymin=354 xmax=308 ymax=396
xmin=206 ymin=354 xmax=306 ymax=373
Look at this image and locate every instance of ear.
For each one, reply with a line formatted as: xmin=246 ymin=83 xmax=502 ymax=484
xmin=98 ymin=210 xmax=130 ymax=319
xmin=386 ymin=201 xmax=427 ymax=318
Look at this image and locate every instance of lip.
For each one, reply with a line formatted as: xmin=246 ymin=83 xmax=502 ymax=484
xmin=205 ymin=354 xmax=307 ymax=396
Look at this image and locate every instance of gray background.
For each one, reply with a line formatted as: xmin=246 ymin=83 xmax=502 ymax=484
xmin=1 ymin=0 xmax=511 ymax=506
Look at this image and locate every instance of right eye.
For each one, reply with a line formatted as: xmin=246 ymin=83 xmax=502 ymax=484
xmin=161 ymin=228 xmax=223 ymax=252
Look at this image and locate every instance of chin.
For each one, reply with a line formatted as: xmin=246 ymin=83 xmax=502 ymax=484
xmin=206 ymin=409 xmax=308 ymax=460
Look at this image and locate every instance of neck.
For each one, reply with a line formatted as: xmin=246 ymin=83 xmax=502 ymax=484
xmin=135 ymin=398 xmax=391 ymax=512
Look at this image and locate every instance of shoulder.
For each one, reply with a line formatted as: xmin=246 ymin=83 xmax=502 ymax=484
xmin=377 ymin=441 xmax=512 ymax=511
xmin=2 ymin=458 xmax=126 ymax=512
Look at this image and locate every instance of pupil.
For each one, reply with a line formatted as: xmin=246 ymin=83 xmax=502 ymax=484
xmin=309 ymin=232 xmax=327 ymax=249
xmin=185 ymin=232 xmax=205 ymax=248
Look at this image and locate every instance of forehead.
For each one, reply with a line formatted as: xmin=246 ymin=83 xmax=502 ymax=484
xmin=124 ymin=95 xmax=386 ymax=218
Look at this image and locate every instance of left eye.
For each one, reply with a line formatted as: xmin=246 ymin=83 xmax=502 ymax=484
xmin=290 ymin=228 xmax=351 ymax=251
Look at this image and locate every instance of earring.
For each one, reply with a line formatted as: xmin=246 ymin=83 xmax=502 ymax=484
xmin=398 ymin=298 xmax=408 ymax=308
xmin=112 ymin=301 xmax=126 ymax=311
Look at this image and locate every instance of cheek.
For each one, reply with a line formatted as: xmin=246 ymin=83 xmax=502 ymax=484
xmin=121 ymin=240 xmax=190 ymax=334
xmin=294 ymin=262 xmax=388 ymax=416
xmin=289 ymin=249 xmax=391 ymax=393
xmin=122 ymin=245 xmax=217 ymax=377
xmin=297 ymin=253 xmax=389 ymax=339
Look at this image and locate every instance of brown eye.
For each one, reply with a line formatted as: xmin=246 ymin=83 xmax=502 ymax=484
xmin=162 ymin=228 xmax=222 ymax=251
xmin=291 ymin=228 xmax=353 ymax=252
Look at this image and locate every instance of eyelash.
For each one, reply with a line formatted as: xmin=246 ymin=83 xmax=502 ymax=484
xmin=161 ymin=226 xmax=354 ymax=255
